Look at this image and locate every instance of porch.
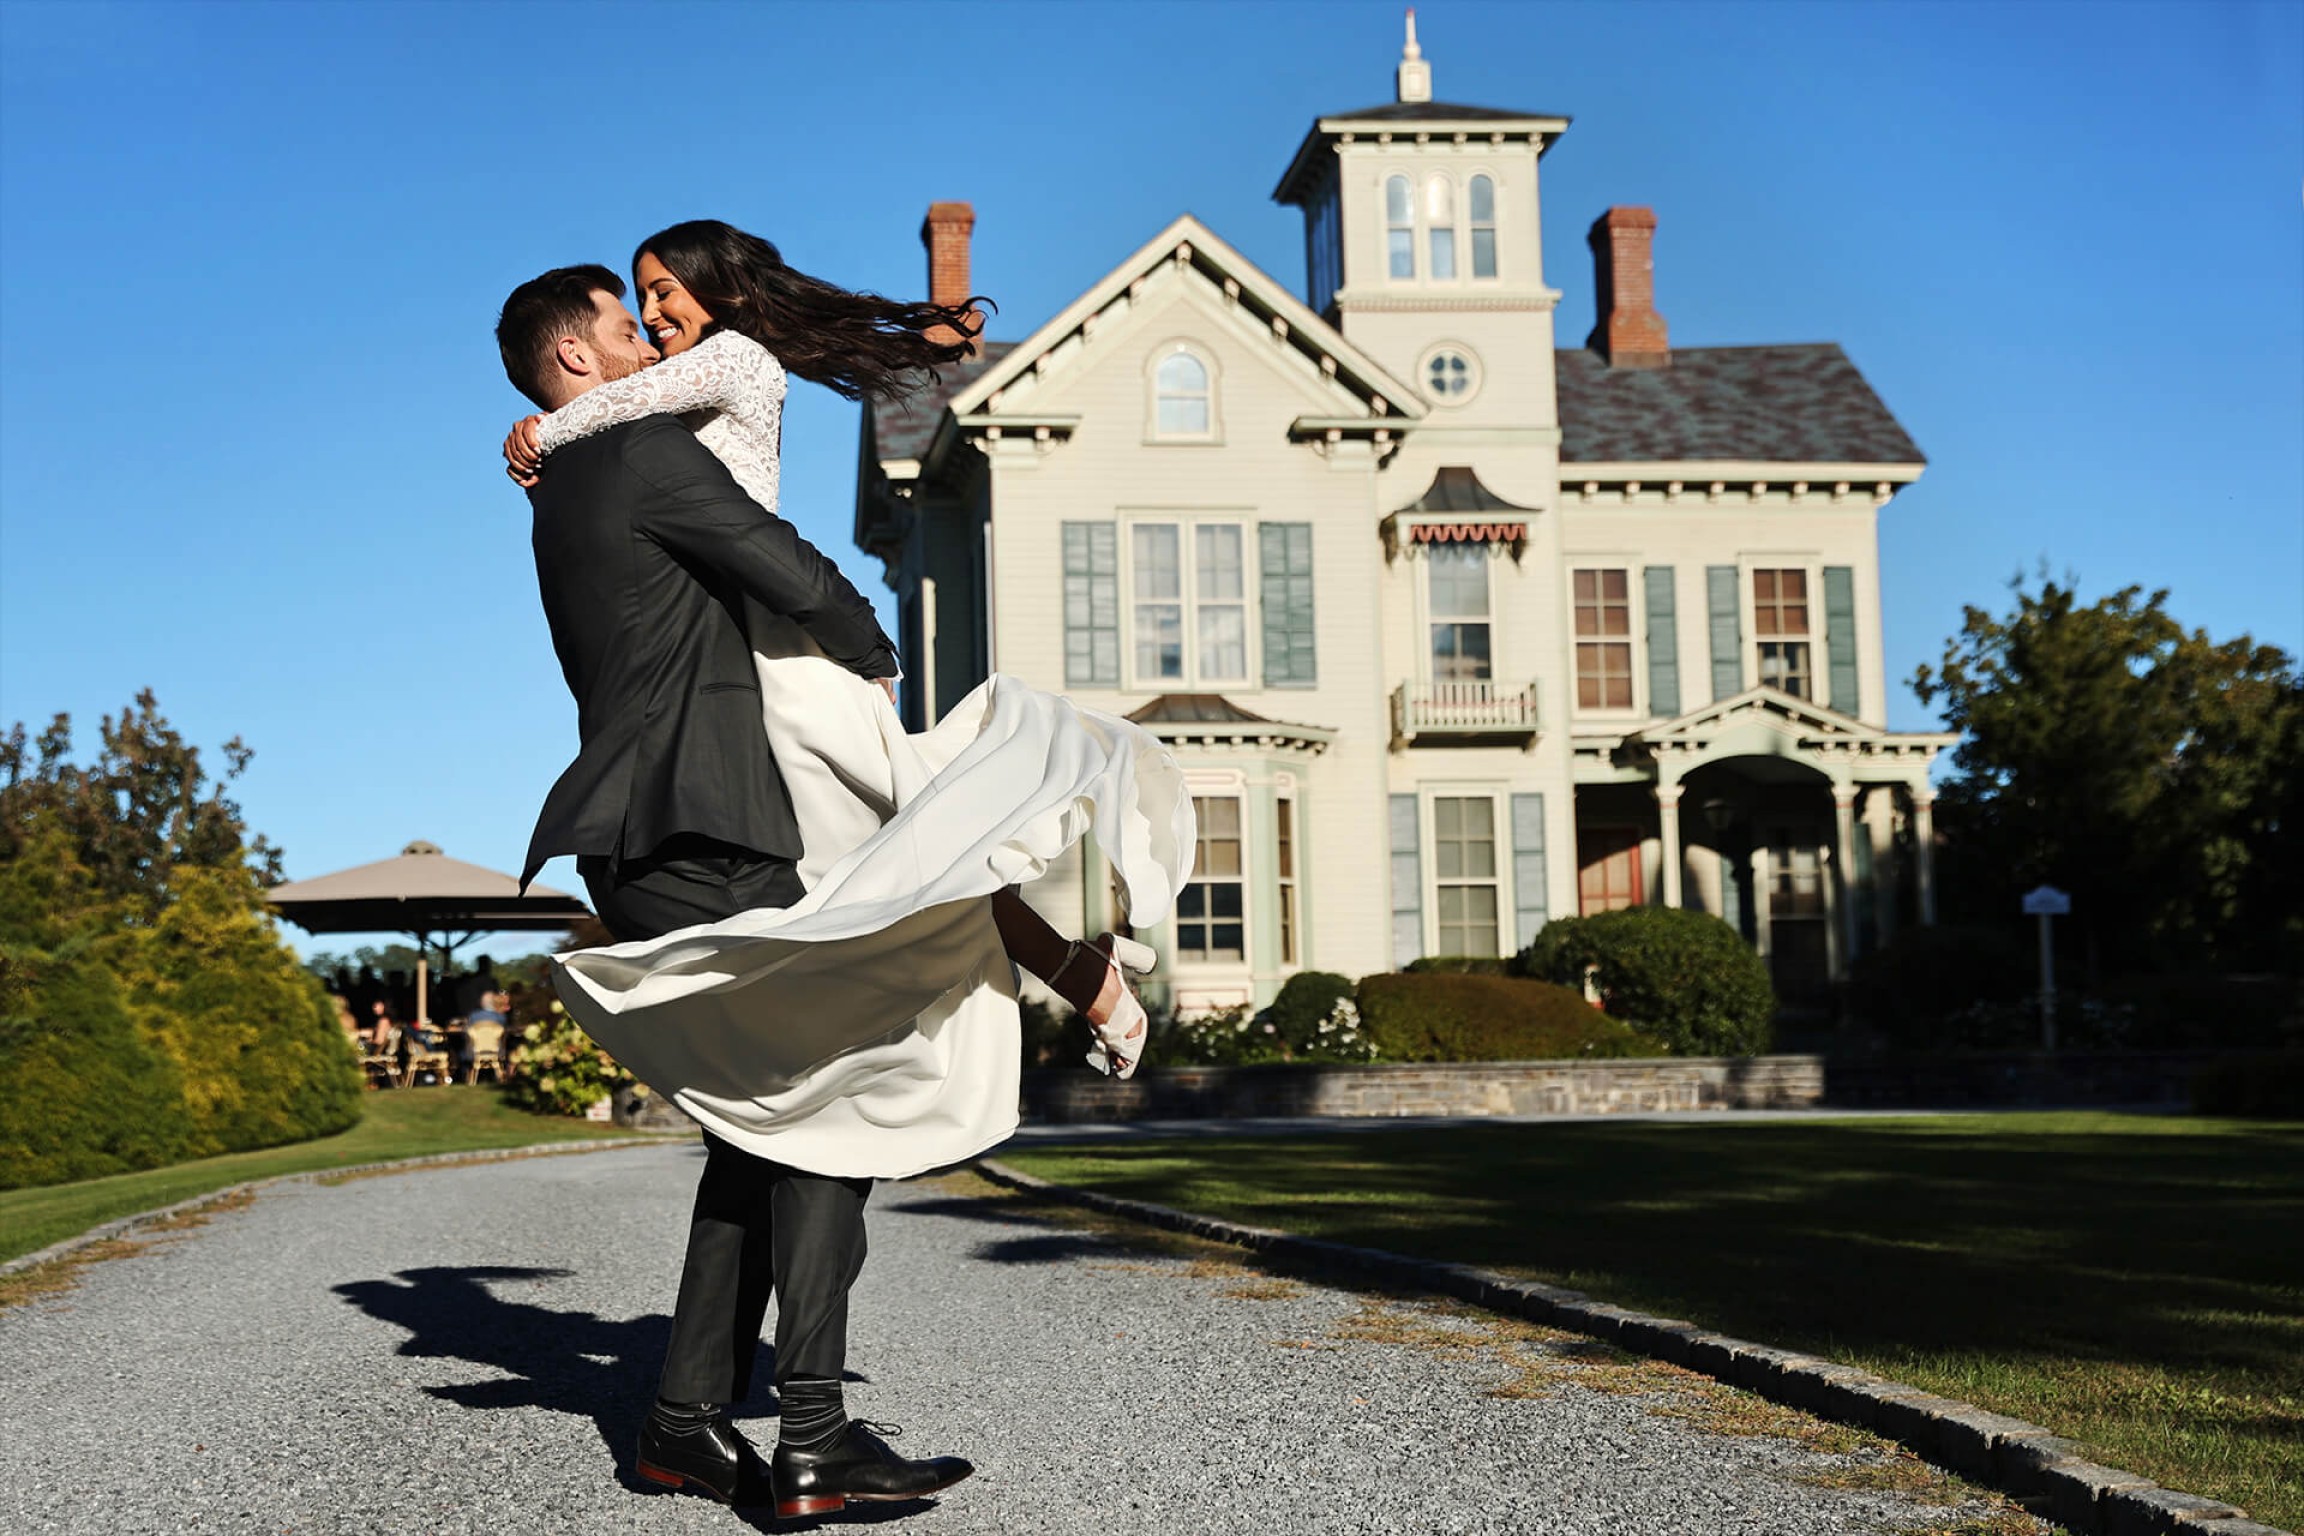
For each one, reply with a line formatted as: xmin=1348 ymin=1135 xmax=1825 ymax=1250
xmin=1571 ymin=688 xmax=1954 ymax=1001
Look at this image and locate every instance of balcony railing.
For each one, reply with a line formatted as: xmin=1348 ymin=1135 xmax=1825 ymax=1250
xmin=1391 ymin=680 xmax=1541 ymax=749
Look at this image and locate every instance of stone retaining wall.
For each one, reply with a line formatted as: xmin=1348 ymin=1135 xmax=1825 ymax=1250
xmin=1021 ymin=1055 xmax=1826 ymax=1123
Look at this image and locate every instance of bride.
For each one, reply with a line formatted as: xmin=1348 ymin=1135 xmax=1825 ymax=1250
xmin=504 ymin=220 xmax=1192 ymax=1181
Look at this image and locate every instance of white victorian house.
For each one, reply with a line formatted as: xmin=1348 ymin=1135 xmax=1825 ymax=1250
xmin=854 ymin=21 xmax=1952 ymax=1014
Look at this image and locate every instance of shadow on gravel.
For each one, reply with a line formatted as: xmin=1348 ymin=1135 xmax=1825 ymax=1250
xmin=333 ymin=1266 xmax=924 ymax=1531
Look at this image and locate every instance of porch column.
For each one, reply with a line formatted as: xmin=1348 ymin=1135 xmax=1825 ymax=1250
xmin=1655 ymin=780 xmax=1685 ymax=909
xmin=1912 ymin=789 xmax=1938 ymax=926
xmin=1830 ymin=783 xmax=1860 ymax=978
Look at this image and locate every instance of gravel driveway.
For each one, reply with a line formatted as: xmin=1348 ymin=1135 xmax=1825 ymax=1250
xmin=0 ymin=1140 xmax=2045 ymax=1535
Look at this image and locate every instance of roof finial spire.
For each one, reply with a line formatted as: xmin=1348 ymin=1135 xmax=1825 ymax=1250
xmin=1397 ymin=8 xmax=1432 ymax=104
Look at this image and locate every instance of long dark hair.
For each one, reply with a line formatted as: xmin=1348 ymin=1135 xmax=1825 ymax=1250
xmin=635 ymin=220 xmax=988 ymax=403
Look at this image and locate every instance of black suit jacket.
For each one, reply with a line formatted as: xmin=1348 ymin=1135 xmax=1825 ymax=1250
xmin=521 ymin=415 xmax=898 ymax=887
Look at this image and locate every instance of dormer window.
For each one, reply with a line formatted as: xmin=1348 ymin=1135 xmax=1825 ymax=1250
xmin=1148 ymin=342 xmax=1218 ymax=441
xmin=1469 ymin=174 xmax=1497 ymax=278
xmin=1385 ymin=175 xmax=1415 ymax=279
xmin=1425 ymin=176 xmax=1457 ymax=279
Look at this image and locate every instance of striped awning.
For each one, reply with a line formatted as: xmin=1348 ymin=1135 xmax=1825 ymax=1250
xmin=1409 ymin=521 xmax=1526 ymax=544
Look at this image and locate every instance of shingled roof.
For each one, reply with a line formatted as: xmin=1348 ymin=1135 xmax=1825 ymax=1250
xmin=1556 ymin=344 xmax=1923 ymax=465
xmin=869 ymin=342 xmax=1018 ymax=463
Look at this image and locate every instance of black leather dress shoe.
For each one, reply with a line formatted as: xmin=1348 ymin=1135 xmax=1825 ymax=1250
xmin=769 ymin=1420 xmax=973 ymax=1518
xmin=634 ymin=1408 xmax=770 ymax=1504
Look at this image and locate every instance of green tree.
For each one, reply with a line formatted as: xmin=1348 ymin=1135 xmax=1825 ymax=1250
xmin=0 ymin=689 xmax=282 ymax=919
xmin=0 ymin=694 xmax=359 ymax=1189
xmin=1912 ymin=576 xmax=2302 ymax=971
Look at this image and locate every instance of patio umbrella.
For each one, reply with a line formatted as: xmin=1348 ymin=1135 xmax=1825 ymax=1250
xmin=266 ymin=839 xmax=591 ymax=1024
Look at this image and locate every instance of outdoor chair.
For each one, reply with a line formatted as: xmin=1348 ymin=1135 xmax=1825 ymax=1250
xmin=402 ymin=1029 xmax=453 ymax=1089
xmin=463 ymin=1020 xmax=507 ymax=1084
xmin=360 ymin=1024 xmax=402 ymax=1089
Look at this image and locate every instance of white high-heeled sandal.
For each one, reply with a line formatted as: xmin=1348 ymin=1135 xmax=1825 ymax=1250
xmin=1058 ymin=935 xmax=1154 ymax=1080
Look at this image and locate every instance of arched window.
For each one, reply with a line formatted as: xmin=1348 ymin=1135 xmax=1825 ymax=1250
xmin=1469 ymin=174 xmax=1497 ymax=279
xmin=1425 ymin=175 xmax=1457 ymax=279
xmin=1385 ymin=175 xmax=1415 ymax=279
xmin=1154 ymin=350 xmax=1211 ymax=437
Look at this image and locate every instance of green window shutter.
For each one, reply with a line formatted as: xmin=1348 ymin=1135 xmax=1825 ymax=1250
xmin=1706 ymin=565 xmax=1743 ymax=701
xmin=1824 ymin=565 xmax=1860 ymax=716
xmin=1389 ymin=793 xmax=1422 ymax=968
xmin=1643 ymin=567 xmax=1680 ymax=718
xmin=1510 ymin=793 xmax=1548 ymax=951
xmin=1258 ymin=522 xmax=1317 ymax=687
xmin=1062 ymin=521 xmax=1119 ymax=686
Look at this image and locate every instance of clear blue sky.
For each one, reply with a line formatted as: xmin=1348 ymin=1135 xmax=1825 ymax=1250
xmin=3 ymin=0 xmax=2298 ymax=955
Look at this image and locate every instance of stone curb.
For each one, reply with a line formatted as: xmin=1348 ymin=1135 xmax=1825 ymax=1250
xmin=0 ymin=1135 xmax=689 ymax=1282
xmin=972 ymin=1157 xmax=2289 ymax=1536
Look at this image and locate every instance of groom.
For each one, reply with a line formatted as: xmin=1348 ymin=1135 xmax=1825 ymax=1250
xmin=497 ymin=265 xmax=971 ymax=1516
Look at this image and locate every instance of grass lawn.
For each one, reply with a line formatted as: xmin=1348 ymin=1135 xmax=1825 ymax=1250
xmin=1001 ymin=1112 xmax=2304 ymax=1530
xmin=0 ymin=1086 xmax=648 ymax=1265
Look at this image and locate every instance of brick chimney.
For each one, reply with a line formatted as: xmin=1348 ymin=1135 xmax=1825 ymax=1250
xmin=1586 ymin=206 xmax=1670 ymax=369
xmin=921 ymin=201 xmax=980 ymax=357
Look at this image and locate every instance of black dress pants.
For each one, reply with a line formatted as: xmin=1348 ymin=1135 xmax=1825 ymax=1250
xmin=579 ymin=835 xmax=872 ymax=1403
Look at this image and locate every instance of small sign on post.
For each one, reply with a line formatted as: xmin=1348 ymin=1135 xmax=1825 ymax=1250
xmin=2021 ymin=885 xmax=2071 ymax=1050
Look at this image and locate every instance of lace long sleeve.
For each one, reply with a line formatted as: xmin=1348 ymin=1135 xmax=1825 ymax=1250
xmin=535 ymin=330 xmax=782 ymax=455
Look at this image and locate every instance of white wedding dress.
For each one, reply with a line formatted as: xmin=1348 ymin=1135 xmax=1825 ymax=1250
xmin=533 ymin=330 xmax=1193 ymax=1179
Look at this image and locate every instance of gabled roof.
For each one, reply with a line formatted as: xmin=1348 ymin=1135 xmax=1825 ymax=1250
xmin=1638 ymin=686 xmax=1886 ymax=745
xmin=944 ymin=213 xmax=1424 ymax=425
xmin=1557 ymin=344 xmax=1923 ymax=466
xmin=1625 ymin=687 xmax=1955 ymax=776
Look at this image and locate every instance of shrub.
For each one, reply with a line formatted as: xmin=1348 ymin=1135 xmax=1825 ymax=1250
xmin=2190 ymin=1051 xmax=2304 ymax=1119
xmin=1519 ymin=908 xmax=1774 ymax=1057
xmin=1162 ymin=1002 xmax=1269 ymax=1066
xmin=0 ymin=938 xmax=195 ymax=1189
xmin=1161 ymin=973 xmax=1381 ymax=1067
xmin=115 ymin=866 xmax=362 ymax=1157
xmin=1849 ymin=925 xmax=2033 ymax=1048
xmin=1405 ymin=954 xmax=1511 ymax=977
xmin=1018 ymin=994 xmax=1094 ymax=1069
xmin=1354 ymin=972 xmax=1654 ymax=1062
xmin=502 ymin=997 xmax=635 ymax=1116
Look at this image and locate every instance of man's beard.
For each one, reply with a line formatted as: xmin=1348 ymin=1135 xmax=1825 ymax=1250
xmin=596 ymin=348 xmax=647 ymax=386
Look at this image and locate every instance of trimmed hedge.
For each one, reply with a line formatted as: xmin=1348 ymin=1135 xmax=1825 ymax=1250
xmin=0 ymin=940 xmax=196 ymax=1188
xmin=1519 ymin=908 xmax=1774 ymax=1057
xmin=0 ymin=856 xmax=362 ymax=1191
xmin=1404 ymin=954 xmax=1511 ymax=977
xmin=1355 ymin=972 xmax=1655 ymax=1063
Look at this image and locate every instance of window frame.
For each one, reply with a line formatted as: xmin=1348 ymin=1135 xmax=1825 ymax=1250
xmin=1142 ymin=339 xmax=1222 ymax=444
xmin=1423 ymin=172 xmax=1459 ymax=281
xmin=1570 ymin=564 xmax=1642 ymax=716
xmin=1415 ymin=340 xmax=1482 ymax=407
xmin=1745 ymin=561 xmax=1819 ymax=703
xmin=1175 ymin=786 xmax=1250 ymax=971
xmin=1467 ymin=172 xmax=1499 ymax=280
xmin=1121 ymin=512 xmax=1260 ymax=690
xmin=1384 ymin=173 xmax=1416 ymax=280
xmin=1420 ymin=540 xmax=1496 ymax=688
xmin=1275 ymin=793 xmax=1300 ymax=969
xmin=1421 ymin=787 xmax=1510 ymax=959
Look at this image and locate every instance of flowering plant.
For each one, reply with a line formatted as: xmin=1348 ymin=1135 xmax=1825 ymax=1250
xmin=501 ymin=997 xmax=634 ymax=1117
xmin=1164 ymin=972 xmax=1380 ymax=1066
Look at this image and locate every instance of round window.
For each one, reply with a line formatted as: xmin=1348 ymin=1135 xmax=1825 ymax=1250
xmin=1421 ymin=346 xmax=1479 ymax=403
